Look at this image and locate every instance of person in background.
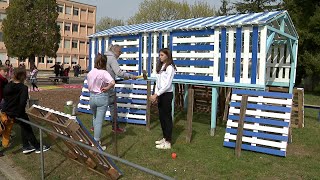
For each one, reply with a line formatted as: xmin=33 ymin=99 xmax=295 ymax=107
xmin=50 ymin=62 xmax=60 ymax=77
xmin=60 ymin=63 xmax=64 ymax=77
xmin=5 ymin=60 xmax=13 ymax=80
xmin=29 ymin=65 xmax=39 ymax=91
xmin=150 ymin=48 xmax=176 ymax=150
xmin=0 ymin=65 xmax=8 ymax=110
xmin=1 ymin=68 xmax=50 ymax=153
xmin=104 ymin=44 xmax=137 ymax=133
xmin=87 ymin=53 xmax=115 ymax=150
xmin=73 ymin=64 xmax=79 ymax=77
xmin=0 ymin=60 xmax=2 ymax=66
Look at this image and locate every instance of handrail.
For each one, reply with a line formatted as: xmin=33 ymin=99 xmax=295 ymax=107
xmin=15 ymin=117 xmax=174 ymax=180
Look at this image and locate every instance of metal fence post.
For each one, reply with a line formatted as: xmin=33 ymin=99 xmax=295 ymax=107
xmin=39 ymin=129 xmax=45 ymax=180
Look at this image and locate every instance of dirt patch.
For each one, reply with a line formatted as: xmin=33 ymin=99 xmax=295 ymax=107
xmin=29 ymin=87 xmax=82 ymax=112
xmin=287 ymin=143 xmax=312 ymax=157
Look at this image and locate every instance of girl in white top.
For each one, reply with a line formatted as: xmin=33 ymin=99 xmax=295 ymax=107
xmin=150 ymin=48 xmax=176 ymax=150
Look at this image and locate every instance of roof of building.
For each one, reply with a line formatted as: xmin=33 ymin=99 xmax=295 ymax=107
xmin=90 ymin=10 xmax=297 ymax=38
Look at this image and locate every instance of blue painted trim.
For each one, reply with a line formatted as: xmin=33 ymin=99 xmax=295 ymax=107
xmin=121 ymin=47 xmax=139 ymax=53
xmin=220 ymin=28 xmax=227 ymax=82
xmin=95 ymin=38 xmax=99 ymax=55
xmin=228 ymin=115 xmax=289 ymax=127
xmin=230 ymin=102 xmax=291 ymax=113
xmin=139 ymin=34 xmax=143 ymax=75
xmin=266 ymin=32 xmax=275 ymax=53
xmin=211 ymin=87 xmax=218 ymax=130
xmin=171 ymin=29 xmax=214 ymax=37
xmin=89 ymin=39 xmax=92 ymax=71
xmin=174 ymin=74 xmax=213 ymax=81
xmin=267 ymin=25 xmax=298 ymax=41
xmin=159 ymin=32 xmax=163 ymax=50
xmin=226 ymin=128 xmax=288 ymax=141
xmin=147 ymin=33 xmax=152 ymax=76
xmin=172 ymin=44 xmax=214 ymax=51
xmin=232 ymin=89 xmax=293 ymax=99
xmin=118 ymin=60 xmax=139 ymax=65
xmin=251 ymin=26 xmax=259 ymax=84
xmin=288 ymin=40 xmax=297 ymax=94
xmin=174 ymin=60 xmax=213 ymax=66
xmin=223 ymin=141 xmax=286 ymax=157
xmin=109 ymin=35 xmax=140 ymax=41
xmin=266 ymin=81 xmax=290 ymax=87
xmin=101 ymin=37 xmax=105 ymax=54
xmin=235 ymin=27 xmax=242 ymax=83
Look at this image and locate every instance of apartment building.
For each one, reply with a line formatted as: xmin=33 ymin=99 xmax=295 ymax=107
xmin=0 ymin=0 xmax=96 ymax=71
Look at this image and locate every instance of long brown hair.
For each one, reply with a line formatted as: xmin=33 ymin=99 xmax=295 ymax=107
xmin=94 ymin=53 xmax=107 ymax=70
xmin=13 ymin=67 xmax=27 ymax=83
xmin=156 ymin=48 xmax=177 ymax=73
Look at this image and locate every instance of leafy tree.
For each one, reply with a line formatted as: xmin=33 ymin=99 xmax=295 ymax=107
xmin=234 ymin=0 xmax=282 ymax=13
xmin=96 ymin=17 xmax=125 ymax=32
xmin=283 ymin=0 xmax=320 ymax=88
xmin=217 ymin=0 xmax=234 ymax=16
xmin=128 ymin=0 xmax=216 ymax=24
xmin=2 ymin=0 xmax=60 ymax=66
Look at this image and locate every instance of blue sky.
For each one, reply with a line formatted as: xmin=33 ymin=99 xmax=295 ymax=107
xmin=73 ymin=0 xmax=224 ymax=23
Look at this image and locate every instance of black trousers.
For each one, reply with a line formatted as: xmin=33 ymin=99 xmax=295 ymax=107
xmin=18 ymin=114 xmax=40 ymax=149
xmin=157 ymin=92 xmax=173 ymax=142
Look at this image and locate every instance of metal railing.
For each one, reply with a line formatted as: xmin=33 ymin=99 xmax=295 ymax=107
xmin=16 ymin=117 xmax=174 ymax=180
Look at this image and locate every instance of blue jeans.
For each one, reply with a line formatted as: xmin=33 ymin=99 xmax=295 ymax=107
xmin=89 ymin=92 xmax=109 ymax=141
xmin=108 ymin=89 xmax=119 ymax=129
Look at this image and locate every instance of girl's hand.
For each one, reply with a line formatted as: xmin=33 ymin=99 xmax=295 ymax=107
xmin=101 ymin=87 xmax=109 ymax=92
xmin=150 ymin=94 xmax=158 ymax=103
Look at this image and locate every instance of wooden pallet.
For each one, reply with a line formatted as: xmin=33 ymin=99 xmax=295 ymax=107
xmin=26 ymin=105 xmax=122 ymax=179
xmin=291 ymin=88 xmax=304 ymax=128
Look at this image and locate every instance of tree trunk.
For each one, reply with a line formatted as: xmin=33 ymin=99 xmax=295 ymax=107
xmin=29 ymin=54 xmax=35 ymax=69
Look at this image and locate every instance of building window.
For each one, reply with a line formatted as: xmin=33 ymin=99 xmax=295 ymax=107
xmin=47 ymin=58 xmax=53 ymax=64
xmin=81 ymin=9 xmax=86 ymax=14
xmin=72 ymin=56 xmax=78 ymax=64
xmin=0 ymin=32 xmax=3 ymax=42
xmin=38 ymin=57 xmax=44 ymax=63
xmin=59 ymin=39 xmax=63 ymax=48
xmin=73 ymin=8 xmax=79 ymax=16
xmin=57 ymin=5 xmax=63 ymax=13
xmin=65 ymin=6 xmax=71 ymax=15
xmin=57 ymin=22 xmax=63 ymax=31
xmin=56 ymin=56 xmax=62 ymax=63
xmin=64 ymin=56 xmax=70 ymax=64
xmin=64 ymin=23 xmax=71 ymax=31
xmin=72 ymin=40 xmax=78 ymax=48
xmin=64 ymin=40 xmax=70 ymax=49
xmin=88 ymin=10 xmax=94 ymax=14
xmin=0 ymin=13 xmax=7 ymax=22
xmin=72 ymin=24 xmax=78 ymax=32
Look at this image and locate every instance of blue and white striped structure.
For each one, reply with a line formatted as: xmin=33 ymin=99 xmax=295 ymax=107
xmin=81 ymin=10 xmax=298 ymax=132
xmin=78 ymin=79 xmax=154 ymax=125
xmin=224 ymin=89 xmax=293 ymax=157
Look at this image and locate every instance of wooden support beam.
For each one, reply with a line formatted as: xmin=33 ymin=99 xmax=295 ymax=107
xmin=235 ymin=95 xmax=248 ymax=158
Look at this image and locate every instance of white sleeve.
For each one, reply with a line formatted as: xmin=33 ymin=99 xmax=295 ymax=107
xmin=156 ymin=66 xmax=174 ymax=96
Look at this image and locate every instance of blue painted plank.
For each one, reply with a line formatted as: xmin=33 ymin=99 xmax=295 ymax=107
xmin=230 ymin=102 xmax=291 ymax=113
xmin=83 ymin=84 xmax=88 ymax=88
xmin=232 ymin=89 xmax=293 ymax=99
xmin=148 ymin=33 xmax=152 ymax=76
xmin=171 ymin=29 xmax=214 ymax=37
xmin=117 ymin=108 xmax=146 ymax=115
xmin=223 ymin=141 xmax=286 ymax=157
xmin=117 ymin=98 xmax=147 ymax=105
xmin=228 ymin=115 xmax=289 ymax=127
xmin=235 ymin=27 xmax=242 ymax=83
xmin=174 ymin=60 xmax=213 ymax=66
xmin=121 ymin=47 xmax=139 ymax=53
xmin=228 ymin=13 xmax=253 ymax=24
xmin=118 ymin=60 xmax=138 ymax=65
xmin=101 ymin=37 xmax=105 ymax=54
xmin=109 ymin=35 xmax=140 ymax=41
xmin=169 ymin=33 xmax=173 ymax=53
xmin=220 ymin=28 xmax=227 ymax=82
xmin=118 ymin=80 xmax=147 ymax=85
xmin=174 ymin=74 xmax=213 ymax=81
xmin=95 ymin=37 xmax=99 ymax=55
xmin=226 ymin=128 xmax=288 ymax=142
xmin=79 ymin=100 xmax=89 ymax=105
xmin=251 ymin=26 xmax=259 ymax=84
xmin=115 ymin=88 xmax=147 ymax=95
xmin=172 ymin=45 xmax=214 ymax=51
xmin=82 ymin=92 xmax=90 ymax=97
xmin=159 ymin=32 xmax=163 ymax=50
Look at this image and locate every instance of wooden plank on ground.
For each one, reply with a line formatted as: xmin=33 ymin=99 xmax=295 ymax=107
xmin=235 ymin=95 xmax=248 ymax=158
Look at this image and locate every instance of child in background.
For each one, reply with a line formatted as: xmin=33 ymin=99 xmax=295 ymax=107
xmin=29 ymin=65 xmax=39 ymax=91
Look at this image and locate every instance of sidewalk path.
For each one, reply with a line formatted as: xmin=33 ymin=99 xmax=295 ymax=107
xmin=0 ymin=156 xmax=26 ymax=180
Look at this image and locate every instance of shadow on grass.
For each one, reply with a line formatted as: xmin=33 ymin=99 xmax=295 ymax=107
xmin=45 ymin=158 xmax=68 ymax=178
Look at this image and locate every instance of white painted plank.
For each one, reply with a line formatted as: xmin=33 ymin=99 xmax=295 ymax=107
xmin=229 ymin=107 xmax=291 ymax=120
xmin=111 ymin=40 xmax=139 ymax=46
xmin=153 ymin=33 xmax=158 ymax=74
xmin=163 ymin=33 xmax=168 ymax=48
xmin=176 ymin=67 xmax=214 ymax=74
xmin=227 ymin=28 xmax=235 ymax=82
xmin=242 ymin=27 xmax=250 ymax=84
xmin=172 ymin=36 xmax=214 ymax=44
xmin=143 ymin=34 xmax=147 ymax=71
xmin=213 ymin=28 xmax=220 ymax=81
xmin=231 ymin=94 xmax=292 ymax=105
xmin=116 ymin=93 xmax=147 ymax=99
xmin=258 ymin=26 xmax=267 ymax=85
xmin=227 ymin=121 xmax=289 ymax=134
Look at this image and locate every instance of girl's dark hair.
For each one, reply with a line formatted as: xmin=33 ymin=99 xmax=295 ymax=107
xmin=156 ymin=48 xmax=177 ymax=73
xmin=94 ymin=53 xmax=107 ymax=70
xmin=14 ymin=67 xmax=27 ymax=83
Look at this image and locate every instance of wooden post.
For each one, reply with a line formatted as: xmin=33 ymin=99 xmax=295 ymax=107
xmin=223 ymin=88 xmax=232 ymax=122
xmin=186 ymin=88 xmax=194 ymax=143
xmin=112 ymin=95 xmax=118 ymax=157
xmin=235 ymin=95 xmax=248 ymax=158
xmin=146 ymin=81 xmax=151 ymax=131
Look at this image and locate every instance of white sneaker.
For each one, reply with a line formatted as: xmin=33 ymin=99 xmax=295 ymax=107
xmin=156 ymin=141 xmax=171 ymax=149
xmin=155 ymin=138 xmax=165 ymax=145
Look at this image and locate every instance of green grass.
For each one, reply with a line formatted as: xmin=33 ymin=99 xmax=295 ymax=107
xmin=2 ymin=93 xmax=320 ymax=179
